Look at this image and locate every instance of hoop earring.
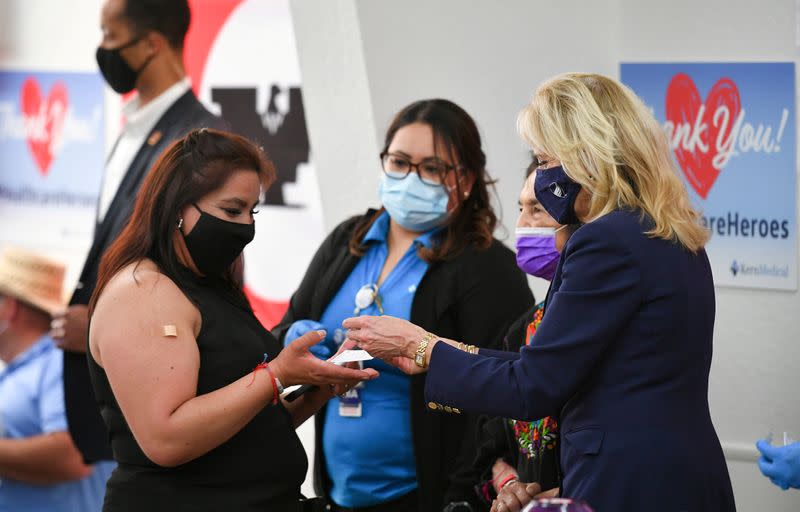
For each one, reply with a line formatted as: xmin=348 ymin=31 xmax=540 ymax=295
xmin=177 ymin=218 xmax=184 ymax=230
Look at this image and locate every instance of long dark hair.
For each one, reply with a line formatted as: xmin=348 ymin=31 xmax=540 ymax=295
xmin=349 ymin=99 xmax=498 ymax=262
xmin=89 ymin=128 xmax=275 ymax=315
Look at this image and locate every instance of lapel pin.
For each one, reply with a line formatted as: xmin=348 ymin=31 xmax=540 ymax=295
xmin=148 ymin=130 xmax=163 ymax=146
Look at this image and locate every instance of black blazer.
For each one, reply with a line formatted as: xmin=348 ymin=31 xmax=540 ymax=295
xmin=65 ymin=89 xmax=225 ymax=462
xmin=273 ymin=211 xmax=534 ymax=510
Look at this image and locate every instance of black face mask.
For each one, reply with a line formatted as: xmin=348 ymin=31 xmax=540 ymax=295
xmin=95 ymin=37 xmax=154 ymax=94
xmin=181 ymin=204 xmax=255 ymax=276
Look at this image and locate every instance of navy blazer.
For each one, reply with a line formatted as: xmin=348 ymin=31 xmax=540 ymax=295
xmin=425 ymin=210 xmax=736 ymax=511
xmin=65 ymin=90 xmax=225 ymax=462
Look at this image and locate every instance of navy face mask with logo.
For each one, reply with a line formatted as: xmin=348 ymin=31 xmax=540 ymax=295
xmin=533 ymin=165 xmax=583 ymax=225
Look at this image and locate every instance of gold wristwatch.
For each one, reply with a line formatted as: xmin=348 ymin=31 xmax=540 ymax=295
xmin=415 ymin=332 xmax=435 ymax=368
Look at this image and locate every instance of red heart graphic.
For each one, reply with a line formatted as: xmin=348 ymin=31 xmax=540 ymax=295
xmin=665 ymin=73 xmax=741 ymax=199
xmin=20 ymin=77 xmax=69 ymax=176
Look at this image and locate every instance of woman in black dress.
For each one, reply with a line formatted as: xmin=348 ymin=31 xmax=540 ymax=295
xmin=86 ymin=128 xmax=376 ymax=511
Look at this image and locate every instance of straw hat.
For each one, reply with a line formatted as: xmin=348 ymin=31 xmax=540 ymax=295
xmin=0 ymin=247 xmax=65 ymax=315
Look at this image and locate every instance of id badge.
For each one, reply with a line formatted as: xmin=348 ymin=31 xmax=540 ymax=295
xmin=339 ymin=388 xmax=362 ymax=417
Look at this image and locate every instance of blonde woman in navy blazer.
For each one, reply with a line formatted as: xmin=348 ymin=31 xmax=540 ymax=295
xmin=345 ymin=73 xmax=736 ymax=512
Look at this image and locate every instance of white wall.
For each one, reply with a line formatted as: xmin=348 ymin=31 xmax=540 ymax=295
xmin=292 ymin=0 xmax=800 ymax=510
xmin=290 ymin=0 xmax=381 ymax=232
xmin=0 ymin=1 xmax=103 ymax=70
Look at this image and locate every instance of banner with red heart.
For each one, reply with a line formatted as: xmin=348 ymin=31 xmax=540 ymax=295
xmin=20 ymin=77 xmax=69 ymax=177
xmin=665 ymin=74 xmax=741 ymax=199
xmin=621 ymin=62 xmax=796 ymax=290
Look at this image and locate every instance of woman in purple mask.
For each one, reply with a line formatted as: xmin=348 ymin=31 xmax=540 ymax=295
xmin=513 ymin=166 xmax=574 ymax=282
xmin=473 ymin=164 xmax=579 ymax=512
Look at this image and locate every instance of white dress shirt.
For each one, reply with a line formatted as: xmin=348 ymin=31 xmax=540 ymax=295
xmin=97 ymin=78 xmax=191 ymax=222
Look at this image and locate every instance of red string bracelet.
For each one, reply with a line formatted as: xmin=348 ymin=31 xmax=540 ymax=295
xmin=263 ymin=363 xmax=280 ymax=406
xmin=495 ymin=473 xmax=518 ymax=492
xmin=247 ymin=353 xmax=279 ymax=405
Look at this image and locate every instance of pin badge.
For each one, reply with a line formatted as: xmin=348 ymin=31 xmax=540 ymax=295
xmin=353 ymin=284 xmax=383 ymax=315
xmin=148 ymin=130 xmax=163 ymax=146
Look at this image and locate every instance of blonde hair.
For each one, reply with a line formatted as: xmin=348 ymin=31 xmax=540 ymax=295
xmin=517 ymin=72 xmax=709 ymax=252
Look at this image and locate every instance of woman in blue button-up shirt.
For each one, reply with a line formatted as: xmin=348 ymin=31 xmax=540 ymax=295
xmin=274 ymin=99 xmax=534 ymax=511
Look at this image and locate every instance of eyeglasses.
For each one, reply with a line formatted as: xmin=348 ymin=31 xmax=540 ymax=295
xmin=380 ymin=152 xmax=456 ymax=186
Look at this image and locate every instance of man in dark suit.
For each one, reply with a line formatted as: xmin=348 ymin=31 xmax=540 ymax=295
xmin=49 ymin=0 xmax=224 ymax=462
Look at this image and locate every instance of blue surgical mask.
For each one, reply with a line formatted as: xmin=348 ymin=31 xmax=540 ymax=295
xmin=534 ymin=165 xmax=582 ymax=225
xmin=379 ymin=173 xmax=449 ymax=232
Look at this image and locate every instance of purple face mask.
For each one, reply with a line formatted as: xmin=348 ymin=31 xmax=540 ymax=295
xmin=515 ymin=227 xmax=560 ymax=280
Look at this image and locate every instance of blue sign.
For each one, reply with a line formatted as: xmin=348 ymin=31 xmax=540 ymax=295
xmin=621 ymin=62 xmax=796 ymax=290
xmin=0 ymin=71 xmax=104 ymax=206
xmin=0 ymin=70 xmax=105 ymax=285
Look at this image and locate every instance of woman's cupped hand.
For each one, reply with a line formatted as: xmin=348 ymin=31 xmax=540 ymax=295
xmin=270 ymin=330 xmax=379 ymax=388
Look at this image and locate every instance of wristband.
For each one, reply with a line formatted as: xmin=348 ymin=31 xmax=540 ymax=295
xmin=497 ymin=474 xmax=517 ymax=490
xmin=263 ymin=363 xmax=280 ymax=405
xmin=247 ymin=353 xmax=280 ymax=405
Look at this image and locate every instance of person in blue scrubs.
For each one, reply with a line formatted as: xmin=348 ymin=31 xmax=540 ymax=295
xmin=275 ymin=99 xmax=534 ymax=511
xmin=0 ymin=247 xmax=114 ymax=511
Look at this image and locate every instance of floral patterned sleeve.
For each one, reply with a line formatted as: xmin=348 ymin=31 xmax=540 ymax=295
xmin=508 ymin=302 xmax=561 ymax=490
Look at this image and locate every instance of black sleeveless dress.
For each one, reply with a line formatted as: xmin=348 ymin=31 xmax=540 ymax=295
xmin=88 ymin=271 xmax=308 ymax=511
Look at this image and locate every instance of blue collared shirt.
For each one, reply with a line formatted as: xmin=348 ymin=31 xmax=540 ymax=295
xmin=0 ymin=336 xmax=115 ymax=511
xmin=321 ymin=212 xmax=435 ymax=507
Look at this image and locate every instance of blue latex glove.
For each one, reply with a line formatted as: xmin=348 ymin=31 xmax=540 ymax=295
xmin=284 ymin=319 xmax=333 ymax=359
xmin=756 ymin=439 xmax=800 ymax=490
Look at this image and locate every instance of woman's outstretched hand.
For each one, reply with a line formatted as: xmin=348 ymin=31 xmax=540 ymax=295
xmin=270 ymin=330 xmax=379 ymax=388
xmin=342 ymin=315 xmax=429 ymax=360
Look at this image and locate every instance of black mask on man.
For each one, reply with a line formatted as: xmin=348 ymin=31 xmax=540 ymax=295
xmin=181 ymin=204 xmax=255 ymax=276
xmin=95 ymin=37 xmax=154 ymax=94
